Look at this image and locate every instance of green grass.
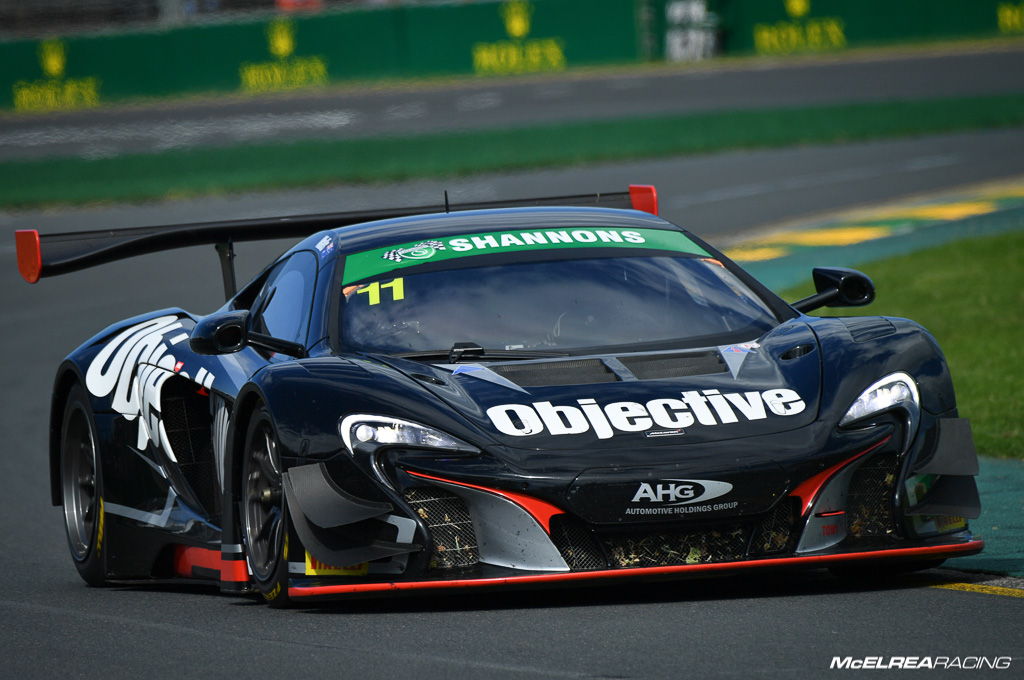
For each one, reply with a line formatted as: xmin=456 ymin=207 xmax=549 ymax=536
xmin=5 ymin=92 xmax=1024 ymax=208
xmin=781 ymin=231 xmax=1024 ymax=459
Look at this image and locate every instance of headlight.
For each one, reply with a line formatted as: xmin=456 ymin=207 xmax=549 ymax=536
xmin=339 ymin=415 xmax=479 ymax=455
xmin=839 ymin=372 xmax=920 ymax=448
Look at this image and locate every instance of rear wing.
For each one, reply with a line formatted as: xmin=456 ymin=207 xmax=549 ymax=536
xmin=16 ymin=185 xmax=658 ymax=299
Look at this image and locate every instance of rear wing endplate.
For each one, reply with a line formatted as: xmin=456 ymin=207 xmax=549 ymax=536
xmin=16 ymin=185 xmax=657 ymax=299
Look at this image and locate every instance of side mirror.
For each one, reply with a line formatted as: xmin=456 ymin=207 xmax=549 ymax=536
xmin=792 ymin=267 xmax=875 ymax=313
xmin=190 ymin=310 xmax=250 ymax=355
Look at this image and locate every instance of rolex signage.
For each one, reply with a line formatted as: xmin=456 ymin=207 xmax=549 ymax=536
xmin=472 ymin=1 xmax=567 ymax=76
xmin=239 ymin=19 xmax=329 ymax=94
xmin=12 ymin=39 xmax=101 ymax=112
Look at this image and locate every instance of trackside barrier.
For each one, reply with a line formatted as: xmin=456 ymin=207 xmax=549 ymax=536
xmin=702 ymin=0 xmax=1024 ymax=57
xmin=2 ymin=0 xmax=1022 ymax=113
xmin=1 ymin=0 xmax=641 ymax=113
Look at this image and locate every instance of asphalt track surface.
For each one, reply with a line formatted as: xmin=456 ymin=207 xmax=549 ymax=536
xmin=2 ymin=43 xmax=1024 ymax=160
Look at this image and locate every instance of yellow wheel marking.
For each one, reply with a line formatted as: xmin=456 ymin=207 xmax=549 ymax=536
xmin=931 ymin=582 xmax=1024 ymax=599
xmin=96 ymin=497 xmax=104 ymax=554
xmin=265 ymin=582 xmax=280 ymax=601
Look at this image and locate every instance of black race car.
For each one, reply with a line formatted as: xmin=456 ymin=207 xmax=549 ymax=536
xmin=16 ymin=186 xmax=982 ymax=607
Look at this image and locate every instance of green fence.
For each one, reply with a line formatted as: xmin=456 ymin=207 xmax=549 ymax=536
xmin=3 ymin=0 xmax=1022 ymax=113
xmin=709 ymin=0 xmax=1024 ymax=56
xmin=2 ymin=0 xmax=642 ymax=113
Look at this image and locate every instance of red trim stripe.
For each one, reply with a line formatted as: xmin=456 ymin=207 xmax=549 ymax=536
xmin=289 ymin=540 xmax=982 ymax=598
xmin=173 ymin=546 xmax=249 ymax=583
xmin=788 ymin=436 xmax=891 ymax=516
xmin=221 ymin=559 xmax=249 ymax=583
xmin=406 ymin=470 xmax=564 ymax=533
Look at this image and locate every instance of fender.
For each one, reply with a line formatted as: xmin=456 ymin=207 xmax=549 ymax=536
xmin=808 ymin=316 xmax=956 ymax=419
xmin=218 ymin=354 xmax=506 ymax=586
xmin=49 ymin=309 xmax=195 ymax=506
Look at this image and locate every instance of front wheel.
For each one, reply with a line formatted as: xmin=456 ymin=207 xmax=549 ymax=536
xmin=241 ymin=407 xmax=291 ymax=608
xmin=60 ymin=384 xmax=107 ymax=586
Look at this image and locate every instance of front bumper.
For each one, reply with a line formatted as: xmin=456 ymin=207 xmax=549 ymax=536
xmin=278 ymin=416 xmax=983 ymax=600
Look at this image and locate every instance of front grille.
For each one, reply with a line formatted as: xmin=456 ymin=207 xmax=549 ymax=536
xmin=749 ymin=499 xmax=797 ymax=555
xmin=403 ymin=488 xmax=479 ymax=569
xmin=847 ymin=453 xmax=900 ymax=538
xmin=602 ymin=523 xmax=749 ymax=568
xmin=550 ymin=515 xmax=606 ymax=570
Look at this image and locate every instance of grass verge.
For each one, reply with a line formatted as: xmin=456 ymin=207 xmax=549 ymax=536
xmin=5 ymin=92 xmax=1024 ymax=208
xmin=781 ymin=231 xmax=1024 ymax=459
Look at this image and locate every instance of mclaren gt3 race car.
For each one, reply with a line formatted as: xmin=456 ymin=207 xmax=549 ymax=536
xmin=15 ymin=186 xmax=982 ymax=607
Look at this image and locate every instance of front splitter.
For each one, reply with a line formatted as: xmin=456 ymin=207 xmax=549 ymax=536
xmin=289 ymin=538 xmax=983 ymax=599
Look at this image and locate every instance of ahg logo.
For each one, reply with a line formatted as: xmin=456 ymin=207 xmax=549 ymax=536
xmin=631 ymin=479 xmax=733 ymax=506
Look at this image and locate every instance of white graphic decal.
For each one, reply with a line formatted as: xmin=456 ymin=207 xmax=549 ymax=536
xmin=446 ymin=229 xmax=646 ymax=253
xmin=486 ymin=388 xmax=805 ymax=439
xmin=86 ymin=316 xmax=182 ymax=414
xmin=213 ymin=397 xmax=231 ymax=492
xmin=85 ymin=315 xmax=214 ymax=456
xmin=381 ymin=240 xmax=446 ymax=263
xmin=315 ymin=235 xmax=335 ymax=258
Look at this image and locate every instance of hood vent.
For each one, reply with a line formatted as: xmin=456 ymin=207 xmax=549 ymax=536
xmin=489 ymin=358 xmax=618 ymax=386
xmin=487 ymin=351 xmax=728 ymax=387
xmin=618 ymin=351 xmax=727 ymax=380
xmin=841 ymin=317 xmax=896 ymax=343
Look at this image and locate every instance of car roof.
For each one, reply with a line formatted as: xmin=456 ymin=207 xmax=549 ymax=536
xmin=286 ymin=206 xmax=681 ymax=258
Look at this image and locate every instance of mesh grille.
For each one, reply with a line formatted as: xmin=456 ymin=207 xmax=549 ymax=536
xmin=161 ymin=377 xmax=218 ymax=518
xmin=847 ymin=453 xmax=900 ymax=538
xmin=489 ymin=359 xmax=618 ymax=386
xmin=617 ymin=351 xmax=727 ymax=380
xmin=162 ymin=391 xmax=211 ymax=464
xmin=549 ymin=515 xmax=606 ymax=570
xmin=749 ymin=500 xmax=796 ymax=555
xmin=602 ymin=524 xmax=749 ymax=568
xmin=403 ymin=488 xmax=479 ymax=569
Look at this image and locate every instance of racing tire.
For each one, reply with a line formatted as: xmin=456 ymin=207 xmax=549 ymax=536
xmin=241 ymin=407 xmax=292 ymax=608
xmin=60 ymin=384 xmax=108 ymax=587
xmin=829 ymin=558 xmax=946 ymax=581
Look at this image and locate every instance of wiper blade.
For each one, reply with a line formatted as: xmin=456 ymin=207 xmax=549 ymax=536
xmin=394 ymin=342 xmax=570 ymax=363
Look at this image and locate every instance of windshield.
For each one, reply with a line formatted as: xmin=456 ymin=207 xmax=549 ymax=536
xmin=340 ymin=254 xmax=778 ymax=355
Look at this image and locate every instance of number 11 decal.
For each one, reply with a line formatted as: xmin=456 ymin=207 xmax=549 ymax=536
xmin=356 ymin=277 xmax=405 ymax=305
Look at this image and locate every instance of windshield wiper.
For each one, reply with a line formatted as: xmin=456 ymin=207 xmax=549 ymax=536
xmin=394 ymin=341 xmax=570 ymax=363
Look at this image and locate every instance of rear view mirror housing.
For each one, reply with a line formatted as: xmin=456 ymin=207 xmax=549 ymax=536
xmin=189 ymin=309 xmax=307 ymax=358
xmin=792 ymin=267 xmax=875 ymax=313
xmin=190 ymin=310 xmax=250 ymax=355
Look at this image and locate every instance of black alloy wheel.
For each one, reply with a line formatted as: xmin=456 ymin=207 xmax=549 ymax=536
xmin=242 ymin=407 xmax=291 ymax=607
xmin=60 ymin=384 xmax=107 ymax=586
